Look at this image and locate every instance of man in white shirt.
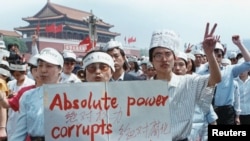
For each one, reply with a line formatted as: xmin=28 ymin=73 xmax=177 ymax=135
xmin=60 ymin=50 xmax=81 ymax=83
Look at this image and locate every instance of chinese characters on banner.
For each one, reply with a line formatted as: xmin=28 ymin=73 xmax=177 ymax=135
xmin=44 ymin=80 xmax=171 ymax=141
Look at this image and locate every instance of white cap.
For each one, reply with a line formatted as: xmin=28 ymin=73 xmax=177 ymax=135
xmin=176 ymin=52 xmax=188 ymax=62
xmin=147 ymin=62 xmax=154 ymax=68
xmin=127 ymin=57 xmax=137 ymax=62
xmin=9 ymin=63 xmax=27 ymax=71
xmin=38 ymin=48 xmax=64 ymax=67
xmin=28 ymin=54 xmax=40 ymax=66
xmin=103 ymin=39 xmax=123 ymax=51
xmin=0 ymin=60 xmax=9 ymax=68
xmin=215 ymin=42 xmax=224 ymax=53
xmin=62 ymin=50 xmax=76 ymax=61
xmin=76 ymin=57 xmax=82 ymax=62
xmin=186 ymin=53 xmax=195 ymax=61
xmin=192 ymin=50 xmax=204 ymax=56
xmin=149 ymin=29 xmax=180 ymax=54
xmin=140 ymin=59 xmax=149 ymax=65
xmin=0 ymin=41 xmax=6 ymax=49
xmin=192 ymin=43 xmax=204 ymax=55
xmin=83 ymin=52 xmax=115 ymax=72
xmin=0 ymin=68 xmax=10 ymax=77
xmin=228 ymin=51 xmax=237 ymax=59
xmin=221 ymin=58 xmax=231 ymax=65
xmin=0 ymin=49 xmax=10 ymax=58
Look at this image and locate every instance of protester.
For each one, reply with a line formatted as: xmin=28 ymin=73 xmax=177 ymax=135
xmin=228 ymin=51 xmax=238 ymax=65
xmin=186 ymin=53 xmax=196 ymax=74
xmin=145 ymin=62 xmax=156 ymax=80
xmin=82 ymin=50 xmax=115 ymax=82
xmin=72 ymin=57 xmax=83 ymax=75
xmin=0 ymin=41 xmax=10 ymax=61
xmin=0 ymin=41 xmax=5 ymax=49
xmin=6 ymin=61 xmax=35 ymax=139
xmin=173 ymin=51 xmax=218 ymax=141
xmin=0 ymin=60 xmax=11 ymax=140
xmin=103 ymin=39 xmax=142 ymax=81
xmin=127 ymin=57 xmax=143 ymax=77
xmin=234 ymin=58 xmax=250 ymax=125
xmin=148 ymin=22 xmax=221 ymax=141
xmin=60 ymin=50 xmax=81 ymax=83
xmin=197 ymin=35 xmax=250 ymax=125
xmin=7 ymin=43 xmax=23 ymax=64
xmin=0 ymin=54 xmax=42 ymax=110
xmin=220 ymin=57 xmax=241 ymax=125
xmin=10 ymin=47 xmax=64 ymax=141
xmin=0 ymin=55 xmax=42 ymax=141
xmin=192 ymin=43 xmax=205 ymax=73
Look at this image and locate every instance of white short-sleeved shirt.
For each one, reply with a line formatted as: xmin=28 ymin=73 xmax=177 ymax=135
xmin=60 ymin=72 xmax=82 ymax=83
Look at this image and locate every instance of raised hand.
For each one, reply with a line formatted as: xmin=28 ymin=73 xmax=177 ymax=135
xmin=32 ymin=31 xmax=38 ymax=43
xmin=215 ymin=35 xmax=221 ymax=42
xmin=232 ymin=35 xmax=242 ymax=47
xmin=184 ymin=43 xmax=193 ymax=53
xmin=202 ymin=23 xmax=218 ymax=55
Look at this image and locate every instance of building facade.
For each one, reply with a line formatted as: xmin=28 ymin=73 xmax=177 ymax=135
xmin=14 ymin=1 xmax=122 ymax=57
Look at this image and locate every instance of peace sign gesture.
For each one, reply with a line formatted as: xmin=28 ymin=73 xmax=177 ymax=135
xmin=202 ymin=23 xmax=218 ymax=55
xmin=184 ymin=43 xmax=193 ymax=53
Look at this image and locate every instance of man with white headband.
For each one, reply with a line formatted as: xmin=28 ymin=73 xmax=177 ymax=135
xmin=83 ymin=50 xmax=115 ymax=82
xmin=6 ymin=62 xmax=35 ymax=140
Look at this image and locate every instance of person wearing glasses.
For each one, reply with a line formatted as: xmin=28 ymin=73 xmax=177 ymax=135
xmin=197 ymin=35 xmax=250 ymax=125
xmin=82 ymin=50 xmax=115 ymax=82
xmin=60 ymin=50 xmax=81 ymax=83
xmin=149 ymin=23 xmax=221 ymax=141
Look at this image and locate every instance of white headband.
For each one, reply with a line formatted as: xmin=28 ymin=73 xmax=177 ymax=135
xmin=0 ymin=68 xmax=10 ymax=77
xmin=83 ymin=52 xmax=115 ymax=72
xmin=9 ymin=64 xmax=27 ymax=71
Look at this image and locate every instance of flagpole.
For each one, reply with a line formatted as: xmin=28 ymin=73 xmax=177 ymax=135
xmin=88 ymin=10 xmax=97 ymax=51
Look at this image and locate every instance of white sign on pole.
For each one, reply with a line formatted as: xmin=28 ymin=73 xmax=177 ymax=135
xmin=44 ymin=80 xmax=171 ymax=141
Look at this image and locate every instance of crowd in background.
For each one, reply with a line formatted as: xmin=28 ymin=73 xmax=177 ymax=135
xmin=0 ymin=22 xmax=249 ymax=141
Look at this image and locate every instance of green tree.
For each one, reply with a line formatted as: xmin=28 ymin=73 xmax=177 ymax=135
xmin=3 ymin=36 xmax=28 ymax=53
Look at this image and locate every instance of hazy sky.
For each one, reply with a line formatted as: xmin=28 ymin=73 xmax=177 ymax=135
xmin=1 ymin=0 xmax=250 ymax=51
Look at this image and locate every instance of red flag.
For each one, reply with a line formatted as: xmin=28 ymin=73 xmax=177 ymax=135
xmin=45 ymin=23 xmax=56 ymax=33
xmin=36 ymin=21 xmax=40 ymax=34
xmin=128 ymin=37 xmax=133 ymax=44
xmin=132 ymin=37 xmax=136 ymax=42
xmin=45 ymin=24 xmax=50 ymax=32
xmin=55 ymin=24 xmax=63 ymax=33
xmin=78 ymin=36 xmax=96 ymax=52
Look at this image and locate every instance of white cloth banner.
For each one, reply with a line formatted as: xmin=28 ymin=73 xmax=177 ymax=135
xmin=44 ymin=80 xmax=171 ymax=141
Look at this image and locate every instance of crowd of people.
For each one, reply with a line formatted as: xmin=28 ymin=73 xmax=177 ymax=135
xmin=0 ymin=22 xmax=249 ymax=141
